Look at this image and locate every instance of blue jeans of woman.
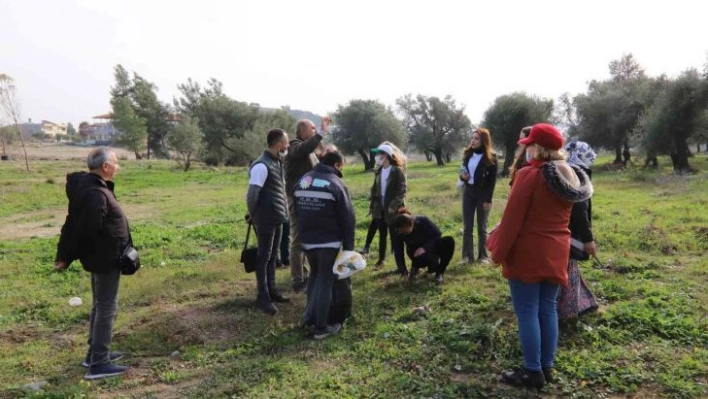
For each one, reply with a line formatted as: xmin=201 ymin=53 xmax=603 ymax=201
xmin=508 ymin=279 xmax=560 ymax=372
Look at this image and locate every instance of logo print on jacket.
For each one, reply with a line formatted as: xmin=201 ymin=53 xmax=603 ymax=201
xmin=299 ymin=175 xmax=313 ymax=189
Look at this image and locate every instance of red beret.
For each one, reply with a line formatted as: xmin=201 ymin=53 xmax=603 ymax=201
xmin=518 ymin=123 xmax=564 ymax=150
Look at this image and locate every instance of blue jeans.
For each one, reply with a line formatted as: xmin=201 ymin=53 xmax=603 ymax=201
xmin=508 ymin=279 xmax=560 ymax=371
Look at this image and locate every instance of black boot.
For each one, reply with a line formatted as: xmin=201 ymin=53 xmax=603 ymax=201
xmin=501 ymin=368 xmax=545 ymax=389
xmin=542 ymin=368 xmax=555 ymax=384
xmin=256 ymin=294 xmax=278 ymax=315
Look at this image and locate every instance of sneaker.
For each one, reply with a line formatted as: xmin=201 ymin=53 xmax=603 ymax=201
xmin=270 ymin=291 xmax=291 ymax=303
xmin=292 ymin=278 xmax=308 ymax=293
xmin=84 ymin=363 xmax=129 ymax=380
xmin=458 ymin=257 xmax=471 ymax=265
xmin=314 ymin=323 xmax=342 ymax=340
xmin=82 ymin=351 xmax=125 ymax=368
xmin=256 ymin=295 xmax=278 ymax=315
xmin=435 ymin=273 xmax=444 ymax=285
xmin=374 ymin=260 xmax=385 ymax=270
xmin=543 ymin=368 xmax=555 ymax=384
xmin=358 ymin=246 xmax=370 ymax=255
xmin=500 ymin=368 xmax=546 ymax=389
xmin=477 ymin=257 xmax=491 ymax=265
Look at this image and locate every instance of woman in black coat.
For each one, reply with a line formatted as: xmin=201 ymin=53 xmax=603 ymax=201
xmin=459 ymin=128 xmax=498 ymax=264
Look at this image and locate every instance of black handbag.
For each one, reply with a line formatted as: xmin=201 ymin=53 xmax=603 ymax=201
xmin=119 ymin=233 xmax=141 ymax=275
xmin=240 ymin=222 xmax=257 ymax=273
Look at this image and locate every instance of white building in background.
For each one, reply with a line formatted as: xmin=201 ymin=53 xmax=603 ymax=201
xmin=40 ymin=120 xmax=67 ymax=137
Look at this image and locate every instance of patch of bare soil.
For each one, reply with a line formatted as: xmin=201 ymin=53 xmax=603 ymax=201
xmin=0 ymin=204 xmax=157 ymax=241
xmin=4 ymin=143 xmax=133 ymax=161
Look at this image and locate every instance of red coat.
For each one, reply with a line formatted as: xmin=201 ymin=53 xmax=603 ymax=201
xmin=487 ymin=165 xmax=573 ymax=286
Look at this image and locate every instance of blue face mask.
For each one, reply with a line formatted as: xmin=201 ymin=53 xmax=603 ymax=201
xmin=525 ymin=151 xmax=534 ymax=163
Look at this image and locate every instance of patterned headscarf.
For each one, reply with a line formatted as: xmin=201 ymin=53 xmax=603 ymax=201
xmin=565 ymin=141 xmax=596 ymax=169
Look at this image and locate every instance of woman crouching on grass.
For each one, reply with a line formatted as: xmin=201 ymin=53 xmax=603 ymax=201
xmin=487 ymin=123 xmax=593 ymax=389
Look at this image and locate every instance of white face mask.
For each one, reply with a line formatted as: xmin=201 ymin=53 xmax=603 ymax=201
xmin=375 ymin=155 xmax=383 ymax=166
xmin=279 ymin=150 xmax=288 ymax=158
xmin=525 ymin=150 xmax=534 ymax=163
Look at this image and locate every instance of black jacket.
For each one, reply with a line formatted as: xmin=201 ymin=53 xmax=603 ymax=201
xmin=284 ymin=133 xmax=323 ymax=196
xmin=569 ymin=166 xmax=594 ymax=257
xmin=250 ymin=150 xmax=288 ymax=225
xmin=460 ymin=152 xmax=498 ymax=203
xmin=55 ymin=172 xmax=130 ymax=273
xmin=401 ymin=216 xmax=442 ymax=259
xmin=294 ymin=164 xmax=356 ymax=251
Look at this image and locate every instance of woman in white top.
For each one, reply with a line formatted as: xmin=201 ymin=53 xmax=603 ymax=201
xmin=459 ymin=128 xmax=498 ymax=264
xmin=369 ymin=142 xmax=408 ymax=276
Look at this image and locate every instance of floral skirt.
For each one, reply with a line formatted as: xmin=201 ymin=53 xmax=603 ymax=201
xmin=557 ymin=259 xmax=598 ymax=320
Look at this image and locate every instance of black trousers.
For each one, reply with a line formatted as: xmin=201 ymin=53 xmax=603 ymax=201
xmin=302 ymin=248 xmax=340 ymax=330
xmin=376 ymin=218 xmax=406 ymax=274
xmin=254 ymin=222 xmax=282 ymax=297
xmin=410 ymin=236 xmax=455 ymax=275
xmin=364 ymin=218 xmax=379 ymax=248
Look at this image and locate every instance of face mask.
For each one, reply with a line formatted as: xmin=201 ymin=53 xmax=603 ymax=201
xmin=375 ymin=156 xmax=383 ymax=166
xmin=279 ymin=150 xmax=288 ymax=158
xmin=525 ymin=151 xmax=534 ymax=163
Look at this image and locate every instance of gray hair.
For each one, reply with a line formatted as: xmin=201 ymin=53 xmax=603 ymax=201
xmin=87 ymin=147 xmax=114 ymax=170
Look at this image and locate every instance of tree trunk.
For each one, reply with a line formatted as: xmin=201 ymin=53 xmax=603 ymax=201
xmin=424 ymin=151 xmax=432 ymax=161
xmin=444 ymin=152 xmax=451 ymax=163
xmin=134 ymin=151 xmax=142 ymax=160
xmin=433 ymin=149 xmax=445 ymax=166
xmin=697 ymin=143 xmax=701 ymax=153
xmin=501 ymin=143 xmax=516 ymax=177
xmin=671 ymin=139 xmax=692 ymax=173
xmin=147 ymin=137 xmax=151 ymax=160
xmin=184 ymin=152 xmax=191 ymax=172
xmin=15 ymin=126 xmax=29 ymax=171
xmin=0 ymin=130 xmax=6 ymax=156
xmin=358 ymin=148 xmax=374 ymax=171
xmin=613 ymin=143 xmax=623 ymax=164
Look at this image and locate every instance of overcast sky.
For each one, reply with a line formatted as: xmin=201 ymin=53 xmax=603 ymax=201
xmin=1 ymin=0 xmax=706 ymax=127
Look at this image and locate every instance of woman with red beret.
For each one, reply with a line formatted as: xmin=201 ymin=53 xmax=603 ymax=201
xmin=487 ymin=123 xmax=593 ymax=389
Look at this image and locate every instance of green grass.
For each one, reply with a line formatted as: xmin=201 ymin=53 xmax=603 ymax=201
xmin=0 ymin=155 xmax=707 ymax=398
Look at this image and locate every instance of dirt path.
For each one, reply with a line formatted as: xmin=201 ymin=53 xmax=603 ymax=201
xmin=0 ymin=204 xmax=158 ymax=241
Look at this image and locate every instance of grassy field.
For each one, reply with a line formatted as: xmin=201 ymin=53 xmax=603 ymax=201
xmin=0 ymin=153 xmax=706 ymax=398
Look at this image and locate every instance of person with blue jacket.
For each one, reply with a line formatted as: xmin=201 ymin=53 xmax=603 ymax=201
xmin=295 ymin=150 xmax=356 ymax=340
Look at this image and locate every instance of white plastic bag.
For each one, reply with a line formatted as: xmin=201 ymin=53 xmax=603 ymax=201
xmin=333 ymin=250 xmax=367 ymax=280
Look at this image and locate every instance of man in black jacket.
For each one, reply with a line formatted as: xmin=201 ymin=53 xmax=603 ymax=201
xmin=247 ymin=128 xmax=291 ymax=315
xmin=295 ymin=151 xmax=355 ymax=339
xmin=393 ymin=214 xmax=455 ymax=284
xmin=54 ymin=147 xmax=130 ymax=380
xmin=284 ymin=117 xmax=331 ymax=292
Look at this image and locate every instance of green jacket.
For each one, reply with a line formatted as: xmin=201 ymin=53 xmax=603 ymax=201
xmin=369 ymin=165 xmax=407 ymax=224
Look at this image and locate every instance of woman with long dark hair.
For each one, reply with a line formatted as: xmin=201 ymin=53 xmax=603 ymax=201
xmin=459 ymin=128 xmax=498 ymax=264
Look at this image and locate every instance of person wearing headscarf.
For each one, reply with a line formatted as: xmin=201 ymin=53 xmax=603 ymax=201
xmin=557 ymin=141 xmax=599 ymax=320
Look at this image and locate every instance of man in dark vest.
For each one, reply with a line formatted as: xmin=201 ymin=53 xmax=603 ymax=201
xmin=246 ymin=128 xmax=291 ymax=315
xmin=284 ymin=116 xmax=331 ymax=292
